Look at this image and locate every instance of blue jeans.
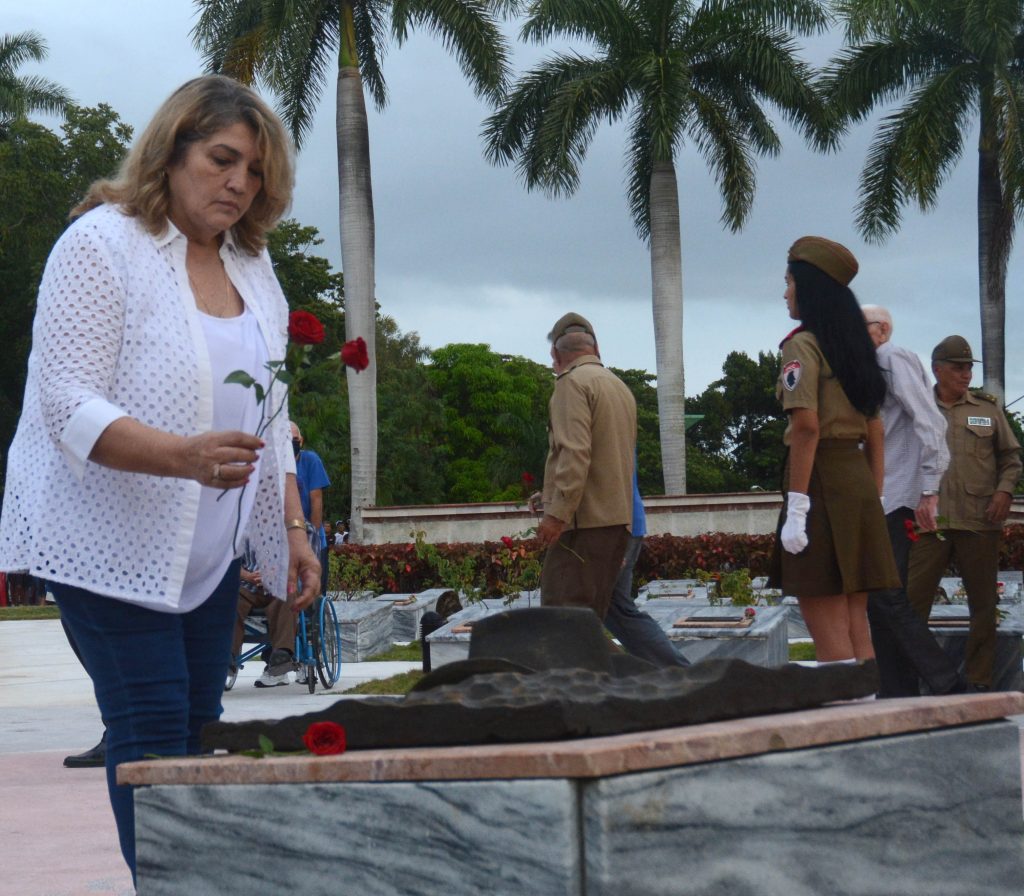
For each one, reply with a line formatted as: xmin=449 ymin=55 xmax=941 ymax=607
xmin=604 ymin=536 xmax=690 ymax=667
xmin=52 ymin=559 xmax=241 ymax=880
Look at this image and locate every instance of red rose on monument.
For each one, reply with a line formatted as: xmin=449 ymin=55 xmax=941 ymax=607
xmin=341 ymin=337 xmax=369 ymax=372
xmin=288 ymin=310 xmax=325 ymax=345
xmin=501 ymin=536 xmax=514 ymax=548
xmin=303 ymin=721 xmax=347 ymax=755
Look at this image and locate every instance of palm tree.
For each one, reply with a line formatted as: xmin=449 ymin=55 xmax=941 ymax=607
xmin=0 ymin=31 xmax=70 ymax=132
xmin=193 ymin=1 xmax=511 ymax=539
xmin=483 ymin=0 xmax=830 ymax=495
xmin=822 ymin=0 xmax=1024 ymax=402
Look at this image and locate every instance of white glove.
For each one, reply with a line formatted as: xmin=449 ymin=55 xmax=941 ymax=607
xmin=781 ymin=492 xmax=810 ymax=554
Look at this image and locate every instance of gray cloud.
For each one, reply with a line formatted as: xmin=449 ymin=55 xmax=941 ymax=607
xmin=13 ymin=4 xmax=1024 ymax=405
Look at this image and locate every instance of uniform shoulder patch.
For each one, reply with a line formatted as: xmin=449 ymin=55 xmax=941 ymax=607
xmin=782 ymin=359 xmax=802 ymax=391
xmin=969 ymin=388 xmax=998 ymax=404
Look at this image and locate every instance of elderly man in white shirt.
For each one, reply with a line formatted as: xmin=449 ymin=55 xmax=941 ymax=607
xmin=862 ymin=305 xmax=965 ymax=696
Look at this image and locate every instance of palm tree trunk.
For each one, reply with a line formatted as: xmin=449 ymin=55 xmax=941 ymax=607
xmin=649 ymin=160 xmax=686 ymax=494
xmin=337 ymin=2 xmax=377 ymax=541
xmin=977 ymin=98 xmax=1011 ymax=402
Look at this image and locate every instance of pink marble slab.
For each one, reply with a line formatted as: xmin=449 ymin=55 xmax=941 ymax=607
xmin=119 ymin=692 xmax=1024 ymax=787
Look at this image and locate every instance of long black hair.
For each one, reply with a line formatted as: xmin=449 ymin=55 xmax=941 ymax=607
xmin=789 ymin=261 xmax=886 ymax=416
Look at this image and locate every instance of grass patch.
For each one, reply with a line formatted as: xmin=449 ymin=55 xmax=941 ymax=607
xmin=0 ymin=605 xmax=61 ymax=621
xmin=343 ymin=669 xmax=423 ymax=695
xmin=788 ymin=641 xmax=816 ymax=661
xmin=367 ymin=642 xmax=422 ymax=662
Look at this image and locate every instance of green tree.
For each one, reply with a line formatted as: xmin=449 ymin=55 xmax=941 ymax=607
xmin=192 ymin=0 xmax=512 ymax=540
xmin=267 ymin=220 xmax=446 ymax=516
xmin=427 ymin=343 xmax=552 ymax=502
xmin=612 ymin=367 xmax=664 ymax=497
xmin=823 ymin=0 xmax=1024 ymax=402
xmin=0 ymin=31 xmax=70 ymax=132
xmin=687 ymin=350 xmax=786 ymax=492
xmin=0 ymin=105 xmax=131 ymax=469
xmin=483 ymin=0 xmax=830 ymax=496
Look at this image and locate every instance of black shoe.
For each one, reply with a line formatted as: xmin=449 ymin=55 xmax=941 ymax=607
xmin=64 ymin=731 xmax=107 ymax=768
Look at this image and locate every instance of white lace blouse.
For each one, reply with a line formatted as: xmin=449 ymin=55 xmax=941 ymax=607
xmin=0 ymin=204 xmax=297 ymax=609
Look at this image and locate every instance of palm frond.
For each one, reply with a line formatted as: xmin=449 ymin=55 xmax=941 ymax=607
xmin=692 ymin=0 xmax=829 ymax=38
xmin=855 ymin=66 xmax=975 ymax=240
xmin=0 ymin=31 xmax=48 ymax=70
xmin=833 ymin=0 xmax=940 ymax=42
xmin=993 ymin=72 xmax=1024 ymax=215
xmin=354 ymin=0 xmax=390 ymax=109
xmin=521 ymin=0 xmax=638 ymax=50
xmin=268 ymin=2 xmax=341 ymax=146
xmin=625 ymin=103 xmax=656 ymax=242
xmin=687 ymin=90 xmax=757 ymax=232
xmin=396 ymin=0 xmax=511 ymax=102
xmin=482 ymin=52 xmax=629 ymax=196
xmin=822 ymin=32 xmax=964 ymax=123
xmin=192 ymin=0 xmax=267 ymax=82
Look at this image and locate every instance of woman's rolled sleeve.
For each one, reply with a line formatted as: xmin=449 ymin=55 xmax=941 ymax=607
xmin=60 ymin=398 xmax=128 ymax=480
xmin=33 ymin=218 xmax=128 ymax=467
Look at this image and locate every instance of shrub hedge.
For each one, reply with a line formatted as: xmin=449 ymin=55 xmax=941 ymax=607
xmin=330 ymin=525 xmax=1024 ymax=595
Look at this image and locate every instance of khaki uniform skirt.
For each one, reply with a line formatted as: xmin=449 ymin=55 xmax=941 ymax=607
xmin=769 ymin=440 xmax=900 ymax=597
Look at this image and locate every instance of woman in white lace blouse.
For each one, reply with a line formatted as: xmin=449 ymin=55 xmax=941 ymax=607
xmin=0 ymin=76 xmax=320 ymax=880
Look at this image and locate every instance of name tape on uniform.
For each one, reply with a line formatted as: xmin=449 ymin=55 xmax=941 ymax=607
xmin=967 ymin=416 xmax=992 ymax=427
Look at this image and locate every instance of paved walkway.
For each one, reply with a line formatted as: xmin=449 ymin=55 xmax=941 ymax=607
xmin=0 ymin=619 xmax=419 ymax=896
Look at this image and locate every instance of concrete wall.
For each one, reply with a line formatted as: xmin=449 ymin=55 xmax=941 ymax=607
xmin=360 ymin=493 xmax=1024 ymax=545
xmin=361 ymin=492 xmax=784 ymax=544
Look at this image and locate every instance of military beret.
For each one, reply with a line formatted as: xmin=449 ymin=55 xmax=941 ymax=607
xmin=548 ymin=312 xmax=595 ymax=343
xmin=932 ymin=335 xmax=979 ymax=364
xmin=788 ymin=236 xmax=859 ymax=286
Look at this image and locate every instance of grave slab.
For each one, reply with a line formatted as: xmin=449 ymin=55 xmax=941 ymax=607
xmin=645 ymin=601 xmax=789 ymax=667
xmin=334 ymin=600 xmax=393 ymax=662
xmin=927 ymin=604 xmax=1024 ymax=691
xmin=374 ymin=588 xmax=453 ymax=641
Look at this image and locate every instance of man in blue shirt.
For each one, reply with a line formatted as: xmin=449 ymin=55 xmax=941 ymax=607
xmin=604 ymin=469 xmax=690 ymax=667
xmin=291 ymin=421 xmax=330 ymax=594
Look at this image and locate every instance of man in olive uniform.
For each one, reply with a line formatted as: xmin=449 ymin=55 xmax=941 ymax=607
xmin=906 ymin=335 xmax=1022 ymax=690
xmin=537 ymin=313 xmax=637 ymax=618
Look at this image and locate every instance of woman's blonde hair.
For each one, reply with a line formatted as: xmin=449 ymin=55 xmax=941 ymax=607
xmin=73 ymin=75 xmax=294 ymax=255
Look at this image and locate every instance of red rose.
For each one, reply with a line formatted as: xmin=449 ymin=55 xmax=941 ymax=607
xmin=288 ymin=310 xmax=325 ymax=345
xmin=341 ymin=337 xmax=369 ymax=372
xmin=501 ymin=536 xmax=514 ymax=548
xmin=302 ymin=721 xmax=347 ymax=755
xmin=521 ymin=472 xmax=535 ymax=484
xmin=903 ymin=518 xmax=920 ymax=543
xmin=744 ymin=607 xmax=756 ymax=618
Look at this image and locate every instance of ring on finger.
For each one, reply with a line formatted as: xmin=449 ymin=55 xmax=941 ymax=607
xmin=213 ymin=462 xmax=221 ymax=481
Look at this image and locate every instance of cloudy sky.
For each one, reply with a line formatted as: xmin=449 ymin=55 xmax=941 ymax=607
xmin=12 ymin=2 xmax=1024 ymax=406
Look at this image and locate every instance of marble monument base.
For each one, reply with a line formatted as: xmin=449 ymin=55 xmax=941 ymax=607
xmin=122 ymin=694 xmax=1024 ymax=896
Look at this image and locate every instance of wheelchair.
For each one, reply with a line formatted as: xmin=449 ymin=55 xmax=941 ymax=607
xmin=225 ymin=554 xmax=342 ymax=694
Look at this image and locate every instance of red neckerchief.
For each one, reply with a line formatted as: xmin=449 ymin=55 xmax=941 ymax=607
xmin=779 ymin=325 xmax=804 ymax=349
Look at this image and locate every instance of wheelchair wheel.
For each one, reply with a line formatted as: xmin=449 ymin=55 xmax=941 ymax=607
xmin=305 ymin=660 xmax=317 ymax=694
xmin=316 ymin=597 xmax=341 ymax=688
xmin=225 ymin=665 xmax=238 ymax=692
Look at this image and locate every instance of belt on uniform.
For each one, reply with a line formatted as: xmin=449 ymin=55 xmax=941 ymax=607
xmin=816 ymin=438 xmax=862 ymax=448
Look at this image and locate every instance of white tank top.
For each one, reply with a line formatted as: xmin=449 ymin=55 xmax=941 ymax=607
xmin=177 ymin=306 xmax=270 ymax=611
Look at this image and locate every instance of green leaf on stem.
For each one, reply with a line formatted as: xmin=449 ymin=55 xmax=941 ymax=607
xmin=225 ymin=370 xmax=257 ymax=388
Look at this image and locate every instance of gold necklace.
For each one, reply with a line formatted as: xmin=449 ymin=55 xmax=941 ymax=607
xmin=188 ymin=265 xmax=233 ymax=317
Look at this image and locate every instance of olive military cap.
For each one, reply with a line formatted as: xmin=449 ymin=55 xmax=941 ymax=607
xmin=548 ymin=312 xmax=595 ymax=343
xmin=932 ymin=335 xmax=979 ymax=364
xmin=787 ymin=236 xmax=859 ymax=286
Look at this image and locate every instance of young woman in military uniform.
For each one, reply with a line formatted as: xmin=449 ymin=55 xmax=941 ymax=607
xmin=770 ymin=237 xmax=900 ymax=664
